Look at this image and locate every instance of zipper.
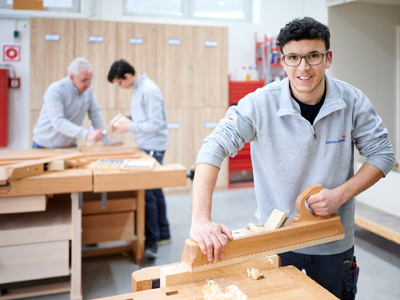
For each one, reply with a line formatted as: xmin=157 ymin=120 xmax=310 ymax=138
xmin=293 ymin=114 xmax=317 ymax=154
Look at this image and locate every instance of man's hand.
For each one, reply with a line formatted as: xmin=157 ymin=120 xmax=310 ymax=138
xmin=107 ymin=141 xmax=123 ymax=146
xmin=113 ymin=121 xmax=129 ymax=133
xmin=86 ymin=129 xmax=105 ymax=143
xmin=307 ymin=187 xmax=342 ymax=216
xmin=190 ymin=219 xmax=233 ymax=263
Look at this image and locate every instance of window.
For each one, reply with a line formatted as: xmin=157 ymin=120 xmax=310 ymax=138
xmin=123 ymin=0 xmax=252 ymax=22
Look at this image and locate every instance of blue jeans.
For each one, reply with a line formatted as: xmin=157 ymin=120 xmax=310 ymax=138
xmin=32 ymin=141 xmax=77 ymax=148
xmin=279 ymin=246 xmax=359 ymax=300
xmin=142 ymin=149 xmax=170 ymax=246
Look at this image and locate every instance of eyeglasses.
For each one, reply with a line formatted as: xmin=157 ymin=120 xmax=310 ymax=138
xmin=77 ymin=76 xmax=95 ymax=84
xmin=114 ymin=79 xmax=124 ymax=86
xmin=282 ymin=50 xmax=330 ymax=67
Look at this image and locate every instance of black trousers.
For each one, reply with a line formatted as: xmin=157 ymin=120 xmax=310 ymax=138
xmin=279 ymin=246 xmax=359 ymax=300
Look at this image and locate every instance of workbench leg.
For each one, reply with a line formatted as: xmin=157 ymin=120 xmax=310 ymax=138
xmin=134 ymin=190 xmax=146 ymax=264
xmin=71 ymin=192 xmax=82 ymax=300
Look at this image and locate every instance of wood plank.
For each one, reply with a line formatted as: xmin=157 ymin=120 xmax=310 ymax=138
xmin=82 ymin=212 xmax=134 ymax=245
xmin=193 ymin=26 xmax=228 ymax=108
xmin=71 ymin=193 xmax=82 ymax=300
xmin=0 ymin=206 xmax=71 ymax=247
xmin=134 ymin=190 xmax=145 ymax=264
xmin=160 ymin=255 xmax=280 ymax=288
xmin=92 ymin=163 xmax=187 ymax=192
xmin=75 ymin=20 xmax=117 ymax=109
xmin=82 ymin=194 xmax=137 ymax=215
xmin=355 ymin=201 xmax=400 ymax=244
xmin=0 ymin=195 xmax=46 ymax=214
xmin=96 ymin=266 xmax=338 ymax=300
xmin=0 ymin=169 xmax=93 ymax=198
xmin=116 ymin=22 xmax=157 ymax=109
xmin=0 ymin=281 xmax=70 ymax=300
xmin=0 ymin=240 xmax=69 ymax=284
xmin=156 ymin=24 xmax=194 ymax=108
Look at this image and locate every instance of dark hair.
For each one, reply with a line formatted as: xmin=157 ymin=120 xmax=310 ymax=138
xmin=276 ymin=17 xmax=330 ymax=53
xmin=107 ymin=59 xmax=135 ymax=83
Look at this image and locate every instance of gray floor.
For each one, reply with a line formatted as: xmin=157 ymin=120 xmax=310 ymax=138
xmin=8 ymin=188 xmax=400 ymax=299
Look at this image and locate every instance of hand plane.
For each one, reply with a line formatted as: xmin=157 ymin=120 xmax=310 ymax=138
xmin=181 ymin=184 xmax=345 ymax=273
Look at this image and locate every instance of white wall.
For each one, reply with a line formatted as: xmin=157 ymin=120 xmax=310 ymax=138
xmin=328 ymin=2 xmax=400 ymax=167
xmin=0 ymin=0 xmax=327 ymax=150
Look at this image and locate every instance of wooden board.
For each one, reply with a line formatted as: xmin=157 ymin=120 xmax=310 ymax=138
xmin=355 ymin=201 xmax=400 ymax=244
xmin=0 ymin=206 xmax=71 ymax=247
xmin=82 ymin=211 xmax=134 ymax=245
xmin=0 ymin=195 xmax=46 ymax=214
xmin=160 ymin=255 xmax=280 ymax=288
xmin=92 ymin=163 xmax=187 ymax=192
xmin=0 ymin=240 xmax=69 ymax=284
xmin=95 ymin=266 xmax=338 ymax=300
xmin=82 ymin=191 xmax=138 ymax=215
xmin=0 ymin=169 xmax=93 ymax=198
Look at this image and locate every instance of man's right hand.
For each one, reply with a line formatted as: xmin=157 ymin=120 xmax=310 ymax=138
xmin=190 ymin=219 xmax=233 ymax=263
xmin=86 ymin=128 xmax=105 ymax=143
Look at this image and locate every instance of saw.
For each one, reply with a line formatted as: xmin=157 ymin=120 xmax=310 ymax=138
xmin=181 ymin=184 xmax=345 ymax=273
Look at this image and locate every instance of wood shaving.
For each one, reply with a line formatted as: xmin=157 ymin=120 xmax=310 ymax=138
xmin=247 ymin=268 xmax=263 ymax=280
xmin=202 ymin=279 xmax=248 ymax=300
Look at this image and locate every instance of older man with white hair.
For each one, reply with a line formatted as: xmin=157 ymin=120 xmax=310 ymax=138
xmin=33 ymin=57 xmax=120 ymax=148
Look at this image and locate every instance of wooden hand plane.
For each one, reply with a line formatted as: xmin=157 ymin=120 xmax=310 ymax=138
xmin=181 ymin=184 xmax=345 ymax=273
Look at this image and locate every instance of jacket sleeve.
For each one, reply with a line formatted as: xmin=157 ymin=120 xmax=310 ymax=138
xmin=87 ymin=91 xmax=109 ymax=145
xmin=129 ymin=87 xmax=166 ymax=134
xmin=353 ymin=94 xmax=395 ymax=176
xmin=196 ymin=95 xmax=257 ymax=169
xmin=45 ymin=88 xmax=88 ymax=140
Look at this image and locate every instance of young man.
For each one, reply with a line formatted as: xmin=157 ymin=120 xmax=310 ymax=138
xmin=190 ymin=17 xmax=395 ymax=299
xmin=107 ymin=60 xmax=169 ymax=259
xmin=33 ymin=57 xmax=120 ymax=148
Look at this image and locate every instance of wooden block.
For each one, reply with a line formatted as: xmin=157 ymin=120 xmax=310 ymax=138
xmin=0 ymin=206 xmax=71 ymax=247
xmin=108 ymin=113 xmax=133 ymax=135
xmin=264 ymin=209 xmax=287 ymax=231
xmin=132 ymin=263 xmax=177 ymax=292
xmin=45 ymin=160 xmax=67 ymax=171
xmin=0 ymin=240 xmax=69 ymax=284
xmin=13 ymin=0 xmax=43 ymax=10
xmin=82 ymin=211 xmax=134 ymax=245
xmin=160 ymin=255 xmax=280 ymax=288
xmin=181 ymin=185 xmax=345 ymax=273
xmin=0 ymin=195 xmax=46 ymax=214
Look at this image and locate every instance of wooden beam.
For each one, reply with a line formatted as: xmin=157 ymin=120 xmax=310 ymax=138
xmin=0 ymin=195 xmax=46 ymax=214
xmin=160 ymin=255 xmax=280 ymax=288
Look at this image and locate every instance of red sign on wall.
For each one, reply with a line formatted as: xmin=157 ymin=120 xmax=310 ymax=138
xmin=3 ymin=44 xmax=21 ymax=62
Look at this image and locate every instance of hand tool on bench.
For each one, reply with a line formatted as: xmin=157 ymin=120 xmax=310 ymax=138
xmin=181 ymin=184 xmax=345 ymax=273
xmin=0 ymin=152 xmax=83 ymax=180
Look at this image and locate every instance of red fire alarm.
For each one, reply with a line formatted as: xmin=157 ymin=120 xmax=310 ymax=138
xmin=9 ymin=77 xmax=20 ymax=88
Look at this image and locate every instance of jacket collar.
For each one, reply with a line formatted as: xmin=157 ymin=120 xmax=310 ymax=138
xmin=277 ymin=75 xmax=347 ymax=123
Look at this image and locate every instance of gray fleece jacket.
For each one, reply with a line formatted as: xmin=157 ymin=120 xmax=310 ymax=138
xmin=197 ymin=75 xmax=395 ymax=255
xmin=33 ymin=77 xmax=109 ymax=148
xmin=127 ymin=73 xmax=168 ymax=151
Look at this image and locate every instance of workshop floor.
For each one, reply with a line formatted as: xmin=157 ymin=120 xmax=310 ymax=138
xmin=13 ymin=188 xmax=400 ymax=300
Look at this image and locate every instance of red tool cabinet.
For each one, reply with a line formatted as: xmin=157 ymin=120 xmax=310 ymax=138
xmin=0 ymin=69 xmax=8 ymax=147
xmin=228 ymin=80 xmax=264 ymax=188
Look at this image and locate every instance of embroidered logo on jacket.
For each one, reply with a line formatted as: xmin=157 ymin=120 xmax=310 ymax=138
xmin=326 ymin=135 xmax=346 ymax=144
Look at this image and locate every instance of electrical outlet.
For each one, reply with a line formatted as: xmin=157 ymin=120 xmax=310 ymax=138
xmin=9 ymin=77 xmax=20 ymax=88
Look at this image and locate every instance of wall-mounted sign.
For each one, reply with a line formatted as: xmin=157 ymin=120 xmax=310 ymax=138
xmin=3 ymin=44 xmax=21 ymax=62
xmin=204 ymin=121 xmax=217 ymax=129
xmin=205 ymin=40 xmax=217 ymax=47
xmin=44 ymin=34 xmax=60 ymax=41
xmin=168 ymin=122 xmax=181 ymax=130
xmin=168 ymin=38 xmax=181 ymax=46
xmin=88 ymin=35 xmax=103 ymax=43
xmin=130 ymin=37 xmax=144 ymax=45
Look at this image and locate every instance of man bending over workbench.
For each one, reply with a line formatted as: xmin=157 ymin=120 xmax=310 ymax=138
xmin=190 ymin=17 xmax=395 ymax=300
xmin=33 ymin=57 xmax=121 ymax=148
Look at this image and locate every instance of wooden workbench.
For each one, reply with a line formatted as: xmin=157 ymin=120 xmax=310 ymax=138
xmin=0 ymin=146 xmax=187 ymax=300
xmin=94 ymin=262 xmax=338 ymax=299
